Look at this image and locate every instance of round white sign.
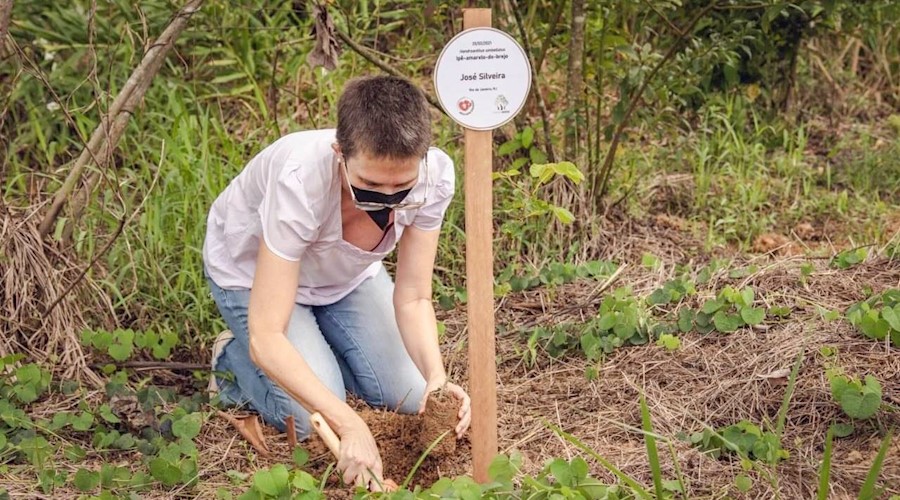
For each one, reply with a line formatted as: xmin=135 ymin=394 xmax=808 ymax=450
xmin=433 ymin=27 xmax=532 ymax=131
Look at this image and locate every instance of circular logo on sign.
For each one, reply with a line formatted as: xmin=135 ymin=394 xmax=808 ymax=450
xmin=495 ymin=94 xmax=509 ymax=111
xmin=457 ymin=97 xmax=474 ymax=115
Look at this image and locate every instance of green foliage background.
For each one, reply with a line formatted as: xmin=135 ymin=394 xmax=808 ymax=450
xmin=2 ymin=0 xmax=898 ymax=344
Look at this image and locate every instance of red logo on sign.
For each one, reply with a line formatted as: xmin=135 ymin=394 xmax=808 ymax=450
xmin=457 ymin=97 xmax=474 ymax=115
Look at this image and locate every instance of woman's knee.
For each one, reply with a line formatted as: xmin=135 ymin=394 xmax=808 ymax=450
xmin=372 ymin=369 xmax=425 ymax=415
xmin=393 ymin=382 xmax=425 ymax=414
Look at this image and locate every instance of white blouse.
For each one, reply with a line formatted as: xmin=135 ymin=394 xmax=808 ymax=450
xmin=202 ymin=129 xmax=455 ymax=305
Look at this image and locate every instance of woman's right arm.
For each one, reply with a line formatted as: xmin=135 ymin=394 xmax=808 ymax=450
xmin=248 ymin=241 xmax=387 ymax=490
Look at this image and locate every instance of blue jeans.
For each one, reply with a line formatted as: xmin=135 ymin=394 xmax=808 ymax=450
xmin=207 ymin=265 xmax=426 ymax=439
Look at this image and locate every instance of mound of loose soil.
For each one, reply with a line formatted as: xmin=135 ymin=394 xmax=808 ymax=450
xmin=206 ymin=400 xmax=469 ymax=496
xmin=418 ymin=390 xmax=459 ymax=457
xmin=356 ymin=404 xmax=467 ymax=487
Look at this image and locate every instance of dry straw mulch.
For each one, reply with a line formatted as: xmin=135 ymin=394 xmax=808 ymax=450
xmin=2 ymin=213 xmax=898 ymax=498
xmin=475 ymin=257 xmax=900 ymax=500
xmin=0 ymin=207 xmax=108 ymax=386
xmin=192 ymin=254 xmax=899 ymax=499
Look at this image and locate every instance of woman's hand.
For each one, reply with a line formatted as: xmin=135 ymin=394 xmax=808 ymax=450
xmin=419 ymin=379 xmax=472 ymax=438
xmin=337 ymin=419 xmax=388 ymax=491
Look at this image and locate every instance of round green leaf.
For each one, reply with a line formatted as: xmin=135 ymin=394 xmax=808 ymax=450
xmin=292 ymin=446 xmax=309 ymax=467
xmin=74 ymin=468 xmax=100 ymax=492
xmin=549 ymin=459 xmax=574 ymax=487
xmin=860 ymin=314 xmax=890 ymax=340
xmin=713 ymin=311 xmax=742 ymax=333
xmin=570 ymin=457 xmax=589 ymax=481
xmin=597 ymin=313 xmax=617 ymax=331
xmin=252 ymin=469 xmax=279 ymax=496
xmin=881 ymin=306 xmax=900 ymax=331
xmin=830 ymin=423 xmax=855 ymax=438
xmin=735 ymin=474 xmax=752 ymax=492
xmin=529 ymin=147 xmax=547 ymax=165
xmin=836 ymin=380 xmax=882 ymax=420
xmin=702 ymin=299 xmax=725 ymax=314
xmin=172 ymin=413 xmax=202 ymax=440
xmin=292 ymin=470 xmax=317 ymax=492
xmin=150 ymin=458 xmax=182 ymax=486
xmin=677 ymin=310 xmax=694 ymax=332
xmin=91 ymin=331 xmax=113 ymax=350
xmin=657 ymin=334 xmax=681 ymax=351
xmin=98 ymin=404 xmax=121 ymax=424
xmin=740 ymin=307 xmax=765 ymax=326
xmin=107 ymin=343 xmax=133 ymax=362
xmin=520 ymin=126 xmax=534 ymax=148
xmin=71 ymin=412 xmax=95 ymax=432
xmin=14 ymin=385 xmax=38 ymax=404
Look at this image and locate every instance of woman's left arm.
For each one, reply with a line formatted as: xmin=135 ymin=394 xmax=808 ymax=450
xmin=394 ymin=225 xmax=470 ymax=437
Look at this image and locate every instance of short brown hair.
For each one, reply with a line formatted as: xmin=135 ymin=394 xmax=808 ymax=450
xmin=336 ymin=75 xmax=431 ymax=160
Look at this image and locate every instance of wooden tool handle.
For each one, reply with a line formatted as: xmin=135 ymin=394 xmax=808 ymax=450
xmin=310 ymin=412 xmax=341 ymax=458
xmin=310 ymin=412 xmax=399 ymax=492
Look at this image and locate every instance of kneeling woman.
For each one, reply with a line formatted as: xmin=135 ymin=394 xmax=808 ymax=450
xmin=202 ymin=76 xmax=471 ymax=490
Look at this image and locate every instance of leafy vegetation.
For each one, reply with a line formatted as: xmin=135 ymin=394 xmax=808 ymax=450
xmin=2 ymin=0 xmax=899 ymax=497
xmin=828 ymin=370 xmax=884 ymax=421
xmin=81 ymin=328 xmax=180 ymax=363
xmin=687 ymin=421 xmax=789 ymax=465
xmin=525 ymin=286 xmax=656 ymax=365
xmin=847 ymin=289 xmax=900 ymax=347
xmin=831 ymin=248 xmax=870 ymax=270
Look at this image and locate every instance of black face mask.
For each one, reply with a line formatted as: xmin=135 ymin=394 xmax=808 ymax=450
xmin=351 ymin=186 xmax=413 ymax=230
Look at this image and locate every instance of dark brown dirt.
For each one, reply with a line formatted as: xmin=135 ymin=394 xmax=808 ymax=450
xmin=359 ymin=405 xmax=467 ymax=487
xmin=234 ymin=400 xmax=470 ymax=494
xmin=418 ymin=390 xmax=458 ymax=457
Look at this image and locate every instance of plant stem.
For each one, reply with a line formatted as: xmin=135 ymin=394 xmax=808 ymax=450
xmin=37 ymin=0 xmax=204 ymax=238
xmin=333 ymin=27 xmax=444 ymax=113
xmin=564 ymin=0 xmax=586 ymax=161
xmin=509 ymin=0 xmax=556 ymax=162
xmin=596 ymin=2 xmax=717 ymax=211
xmin=775 ymin=348 xmax=806 ymax=436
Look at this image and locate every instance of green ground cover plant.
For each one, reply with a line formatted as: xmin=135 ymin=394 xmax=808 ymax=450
xmin=847 ymin=289 xmax=900 ymax=347
xmin=2 ymin=0 xmax=899 ymax=497
xmin=679 ymin=285 xmax=768 ymax=334
xmin=827 ymin=371 xmax=884 ymax=421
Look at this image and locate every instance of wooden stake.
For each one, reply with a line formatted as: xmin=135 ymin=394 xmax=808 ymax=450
xmin=462 ymin=7 xmax=497 ymax=485
xmin=284 ymin=415 xmax=298 ymax=449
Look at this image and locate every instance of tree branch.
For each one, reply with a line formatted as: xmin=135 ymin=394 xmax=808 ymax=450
xmin=510 ymin=0 xmax=556 ymax=162
xmin=0 ymin=0 xmax=12 ymax=53
xmin=38 ymin=0 xmax=204 ymax=238
xmin=91 ymin=361 xmax=208 ymax=371
xmin=596 ymin=2 xmax=717 ymax=210
xmin=334 ymin=28 xmax=445 ymax=114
